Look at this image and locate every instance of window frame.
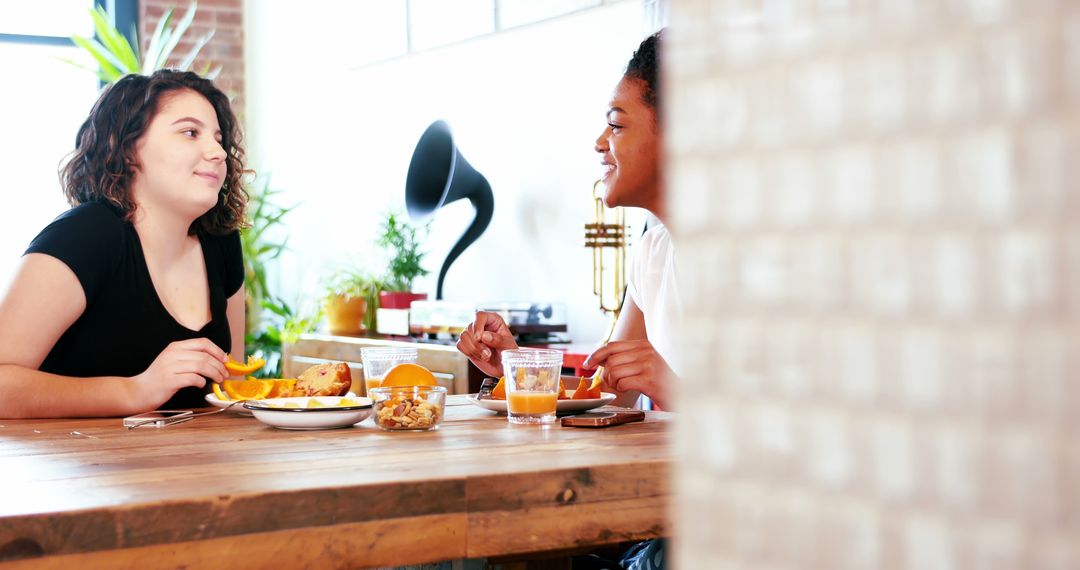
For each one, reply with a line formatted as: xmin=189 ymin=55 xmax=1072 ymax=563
xmin=0 ymin=0 xmax=138 ymax=51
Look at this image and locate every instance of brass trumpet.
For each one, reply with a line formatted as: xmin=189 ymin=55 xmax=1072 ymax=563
xmin=584 ymin=180 xmax=628 ymax=341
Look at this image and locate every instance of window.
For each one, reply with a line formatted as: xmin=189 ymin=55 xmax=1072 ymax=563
xmin=0 ymin=0 xmax=136 ymax=287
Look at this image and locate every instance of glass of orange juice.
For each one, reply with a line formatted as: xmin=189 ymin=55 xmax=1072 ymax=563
xmin=501 ymin=349 xmax=562 ymax=425
xmin=360 ymin=346 xmax=418 ymax=396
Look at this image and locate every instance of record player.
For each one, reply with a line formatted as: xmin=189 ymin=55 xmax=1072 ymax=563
xmin=478 ymin=302 xmax=568 ymax=343
xmin=386 ymin=121 xmax=568 ymax=345
xmin=407 ymin=300 xmax=568 ymax=344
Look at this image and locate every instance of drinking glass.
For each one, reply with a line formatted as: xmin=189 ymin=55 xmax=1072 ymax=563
xmin=360 ymin=346 xmax=418 ymax=395
xmin=500 ymin=349 xmax=562 ymax=425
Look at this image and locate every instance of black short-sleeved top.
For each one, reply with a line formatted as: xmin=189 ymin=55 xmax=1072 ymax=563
xmin=25 ymin=201 xmax=243 ymax=409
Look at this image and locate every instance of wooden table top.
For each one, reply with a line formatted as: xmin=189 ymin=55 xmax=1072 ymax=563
xmin=0 ymin=396 xmax=672 ymax=569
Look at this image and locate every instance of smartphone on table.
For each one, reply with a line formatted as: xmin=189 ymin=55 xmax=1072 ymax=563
xmin=561 ymin=410 xmax=645 ymax=428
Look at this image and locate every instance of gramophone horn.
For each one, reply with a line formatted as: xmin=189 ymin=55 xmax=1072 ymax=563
xmin=405 ymin=120 xmax=494 ymax=300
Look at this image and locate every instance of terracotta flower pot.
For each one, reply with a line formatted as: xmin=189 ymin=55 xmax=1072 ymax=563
xmin=324 ymin=294 xmax=368 ymax=336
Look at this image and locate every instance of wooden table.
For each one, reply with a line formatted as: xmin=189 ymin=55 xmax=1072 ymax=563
xmin=0 ymin=397 xmax=671 ymax=569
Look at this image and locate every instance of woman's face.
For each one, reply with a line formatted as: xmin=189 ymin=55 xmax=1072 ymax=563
xmin=595 ymin=76 xmax=661 ymax=213
xmin=131 ymin=88 xmax=227 ymax=221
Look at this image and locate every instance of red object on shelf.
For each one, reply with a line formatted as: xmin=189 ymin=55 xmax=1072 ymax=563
xmin=378 ymin=291 xmax=427 ymax=309
xmin=562 ymin=351 xmax=597 ymax=378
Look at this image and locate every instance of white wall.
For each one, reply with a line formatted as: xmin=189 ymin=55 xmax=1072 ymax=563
xmin=244 ymin=0 xmax=649 ymax=345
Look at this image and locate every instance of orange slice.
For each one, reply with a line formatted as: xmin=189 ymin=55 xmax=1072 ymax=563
xmin=266 ymin=379 xmax=298 ymax=398
xmin=586 ymin=372 xmax=603 ymax=399
xmin=212 ymin=382 xmax=230 ymax=401
xmin=380 ymin=363 xmax=438 ymax=387
xmin=222 ymin=379 xmax=275 ymax=400
xmin=491 ymin=376 xmax=506 ymax=400
xmin=557 ymin=379 xmax=568 ymax=400
xmin=570 ymin=377 xmax=604 ymax=401
xmin=570 ymin=377 xmax=587 ymax=401
xmin=225 ymin=355 xmax=266 ymax=376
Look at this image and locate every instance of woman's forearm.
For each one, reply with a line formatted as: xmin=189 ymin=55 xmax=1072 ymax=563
xmin=0 ymin=364 xmax=142 ymax=419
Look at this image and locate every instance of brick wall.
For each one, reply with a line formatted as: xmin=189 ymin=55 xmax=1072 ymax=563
xmin=670 ymin=1 xmax=1079 ymax=568
xmin=140 ymin=0 xmax=245 ymax=119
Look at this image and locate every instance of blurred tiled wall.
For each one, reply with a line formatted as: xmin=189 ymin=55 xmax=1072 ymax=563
xmin=670 ymin=1 xmax=1079 ymax=568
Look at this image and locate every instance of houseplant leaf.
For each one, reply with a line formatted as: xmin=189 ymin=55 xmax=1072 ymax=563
xmin=140 ymin=8 xmax=174 ymax=75
xmin=154 ymin=1 xmax=198 ymax=70
xmin=67 ymin=1 xmax=218 ymax=85
xmin=177 ymin=29 xmax=215 ymax=71
xmin=377 ymin=210 xmax=430 ymax=292
xmin=87 ymin=5 xmax=139 ymax=73
xmin=69 ymin=36 xmax=123 ymax=82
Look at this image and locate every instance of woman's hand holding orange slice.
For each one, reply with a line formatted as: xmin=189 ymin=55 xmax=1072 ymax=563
xmin=224 ymin=355 xmax=266 ymax=376
xmin=212 ymin=355 xmax=275 ymax=401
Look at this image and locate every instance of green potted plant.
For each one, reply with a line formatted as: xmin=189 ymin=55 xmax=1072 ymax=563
xmin=68 ymin=1 xmax=220 ymax=82
xmin=243 ymin=175 xmax=319 ymax=377
xmin=242 ymin=176 xmax=294 ymax=334
xmin=323 ymin=268 xmax=383 ymax=336
xmin=377 ymin=210 xmax=431 ymax=310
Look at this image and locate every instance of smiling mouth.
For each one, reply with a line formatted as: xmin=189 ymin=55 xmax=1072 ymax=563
xmin=195 ymin=172 xmax=222 ymax=184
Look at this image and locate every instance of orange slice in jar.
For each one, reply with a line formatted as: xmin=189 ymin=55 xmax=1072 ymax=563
xmin=224 ymin=355 xmax=266 ymax=376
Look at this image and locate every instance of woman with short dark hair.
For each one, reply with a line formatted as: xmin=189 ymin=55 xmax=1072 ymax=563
xmin=458 ymin=30 xmax=679 ymax=412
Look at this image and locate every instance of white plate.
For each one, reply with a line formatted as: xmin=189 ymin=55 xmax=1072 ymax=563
xmin=242 ymin=396 xmax=374 ymax=430
xmin=206 ymin=392 xmax=359 ymax=416
xmin=467 ymin=392 xmax=617 ymax=414
xmin=205 ymin=392 xmax=254 ymax=415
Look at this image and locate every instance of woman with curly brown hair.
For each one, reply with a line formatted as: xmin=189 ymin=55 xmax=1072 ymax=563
xmin=0 ymin=70 xmax=248 ymax=418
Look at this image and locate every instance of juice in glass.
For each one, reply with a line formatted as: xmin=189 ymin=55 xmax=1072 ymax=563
xmin=360 ymin=346 xmax=417 ymax=397
xmin=507 ymin=391 xmax=558 ymax=416
xmin=364 ymin=377 xmax=383 ymax=394
xmin=501 ymin=349 xmax=562 ymax=425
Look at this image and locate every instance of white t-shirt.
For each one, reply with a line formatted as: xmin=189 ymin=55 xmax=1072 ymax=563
xmin=626 ymin=221 xmax=681 ymax=376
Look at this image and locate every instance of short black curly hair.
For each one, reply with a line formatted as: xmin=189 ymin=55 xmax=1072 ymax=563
xmin=624 ymin=29 xmax=663 ymax=114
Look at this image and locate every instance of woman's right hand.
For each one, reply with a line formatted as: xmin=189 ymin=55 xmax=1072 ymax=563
xmin=130 ymin=338 xmax=228 ymax=410
xmin=456 ymin=311 xmax=518 ymax=378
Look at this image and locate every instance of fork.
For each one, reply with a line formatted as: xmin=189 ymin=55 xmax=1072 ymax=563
xmin=125 ymin=400 xmax=247 ymax=430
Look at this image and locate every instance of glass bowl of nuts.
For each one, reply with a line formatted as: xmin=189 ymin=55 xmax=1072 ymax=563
xmin=368 ymin=385 xmax=447 ymax=431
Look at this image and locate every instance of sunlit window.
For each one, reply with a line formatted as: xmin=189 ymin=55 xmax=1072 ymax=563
xmin=0 ymin=3 xmax=100 ymax=288
xmin=0 ymin=0 xmax=94 ymax=37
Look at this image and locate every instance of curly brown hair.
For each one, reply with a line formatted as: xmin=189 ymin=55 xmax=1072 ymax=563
xmin=60 ymin=69 xmax=247 ymax=235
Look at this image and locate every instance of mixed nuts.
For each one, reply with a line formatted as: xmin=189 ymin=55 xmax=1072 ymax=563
xmin=375 ymin=392 xmax=442 ymax=430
